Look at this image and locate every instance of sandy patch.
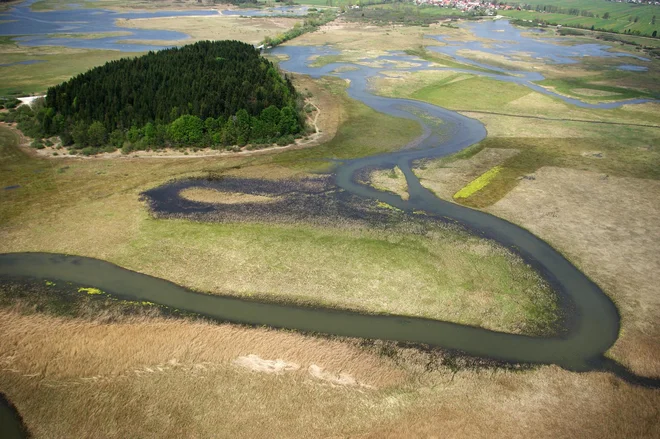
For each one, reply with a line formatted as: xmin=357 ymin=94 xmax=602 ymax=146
xmin=179 ymin=188 xmax=278 ymax=204
xmin=487 ymin=166 xmax=660 ymax=376
xmin=233 ymin=354 xmax=300 ymax=374
xmin=580 ymin=150 xmax=605 ymax=158
xmin=308 ymin=364 xmax=369 ymax=388
xmin=368 ymin=166 xmax=409 ymax=200
xmin=16 ymin=95 xmax=45 ymax=107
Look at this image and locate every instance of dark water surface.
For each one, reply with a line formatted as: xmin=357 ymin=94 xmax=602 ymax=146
xmin=0 ymin=59 xmax=45 ymax=67
xmin=0 ymin=394 xmax=28 ymax=439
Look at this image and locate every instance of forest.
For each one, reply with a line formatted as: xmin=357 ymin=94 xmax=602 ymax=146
xmin=8 ymin=40 xmax=306 ymax=154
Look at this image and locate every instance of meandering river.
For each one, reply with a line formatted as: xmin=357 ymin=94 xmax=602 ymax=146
xmin=1 ymin=8 xmax=659 ymax=438
xmin=2 ymin=39 xmax=658 ymax=381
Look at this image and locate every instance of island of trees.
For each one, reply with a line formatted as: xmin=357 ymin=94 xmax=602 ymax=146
xmin=8 ymin=40 xmax=306 ymax=154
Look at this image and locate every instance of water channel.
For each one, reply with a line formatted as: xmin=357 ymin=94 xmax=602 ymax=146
xmin=1 ymin=7 xmax=659 ymax=438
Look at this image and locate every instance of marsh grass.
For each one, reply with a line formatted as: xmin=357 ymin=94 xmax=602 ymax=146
xmin=458 ymin=127 xmax=660 ymax=208
xmin=453 ymin=165 xmax=502 ymax=199
xmin=0 ymin=69 xmax=558 ymax=336
xmin=1 ymin=303 xmax=658 ymax=438
xmin=538 ymin=77 xmax=654 ymax=102
xmin=115 ymin=15 xmax=300 ymax=47
xmin=368 ymin=166 xmax=410 ymax=200
xmin=0 ymin=46 xmax=136 ymax=95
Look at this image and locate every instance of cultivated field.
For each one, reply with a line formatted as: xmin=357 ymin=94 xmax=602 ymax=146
xmin=500 ymin=0 xmax=660 ymax=37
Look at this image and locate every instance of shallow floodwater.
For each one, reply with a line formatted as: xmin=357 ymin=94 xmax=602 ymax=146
xmin=0 ymin=0 xmax=215 ymax=51
xmin=0 ymin=0 xmax=315 ymax=51
xmin=618 ymin=64 xmax=649 ymax=72
xmin=428 ymin=19 xmax=649 ymax=65
xmin=0 ymin=59 xmax=45 ymax=67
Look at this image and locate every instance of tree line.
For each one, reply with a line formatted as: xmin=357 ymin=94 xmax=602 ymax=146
xmin=17 ymin=40 xmax=306 ymax=154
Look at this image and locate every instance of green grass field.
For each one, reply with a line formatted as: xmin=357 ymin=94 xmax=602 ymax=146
xmin=0 ymin=43 xmax=137 ymax=96
xmin=374 ymin=64 xmax=660 ymax=209
xmin=501 ymin=0 xmax=660 ymax=37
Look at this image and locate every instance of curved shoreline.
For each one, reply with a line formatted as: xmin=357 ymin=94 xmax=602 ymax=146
xmin=3 ymin=40 xmax=660 ymax=387
xmin=0 ymin=393 xmax=30 ymax=439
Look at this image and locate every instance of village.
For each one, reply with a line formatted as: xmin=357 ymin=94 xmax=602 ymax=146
xmin=412 ymin=0 xmax=513 ymax=13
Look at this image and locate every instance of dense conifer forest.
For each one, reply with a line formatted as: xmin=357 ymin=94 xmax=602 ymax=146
xmin=6 ymin=40 xmax=306 ymax=154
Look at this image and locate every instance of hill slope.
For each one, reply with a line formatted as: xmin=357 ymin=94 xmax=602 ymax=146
xmin=41 ymin=40 xmax=302 ymax=151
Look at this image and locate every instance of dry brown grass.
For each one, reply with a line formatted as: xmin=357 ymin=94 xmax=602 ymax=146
xmin=288 ymin=18 xmax=429 ymax=54
xmin=179 ymin=188 xmax=279 ymax=204
xmin=366 ymin=367 xmax=660 ymax=439
xmin=458 ymin=111 xmax=593 ymax=138
xmin=115 ymin=15 xmax=299 ymax=46
xmin=488 ymin=167 xmax=660 ymax=377
xmin=1 ymin=308 xmax=659 ymax=438
xmin=413 ymin=133 xmax=660 ymax=376
xmin=368 ymin=166 xmax=409 ymax=200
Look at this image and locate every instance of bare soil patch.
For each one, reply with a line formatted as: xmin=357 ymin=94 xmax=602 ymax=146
xmin=179 ymin=188 xmax=279 ymax=204
xmin=233 ymin=354 xmax=300 ymax=374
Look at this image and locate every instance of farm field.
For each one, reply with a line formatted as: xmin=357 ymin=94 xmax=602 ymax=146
xmin=500 ymin=0 xmax=660 ymax=37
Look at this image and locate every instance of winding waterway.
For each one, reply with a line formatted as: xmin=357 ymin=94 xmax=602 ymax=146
xmin=1 ymin=12 xmax=659 ymax=438
xmin=2 ymin=40 xmax=659 ymax=383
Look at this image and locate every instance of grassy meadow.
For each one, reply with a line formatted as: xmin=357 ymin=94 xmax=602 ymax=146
xmin=0 ymin=87 xmax=559 ymax=335
xmin=372 ymin=36 xmax=660 ymax=376
xmin=1 ymin=9 xmax=659 ymax=438
xmin=500 ymin=0 xmax=660 ymax=37
xmin=0 ymin=42 xmax=138 ymax=96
